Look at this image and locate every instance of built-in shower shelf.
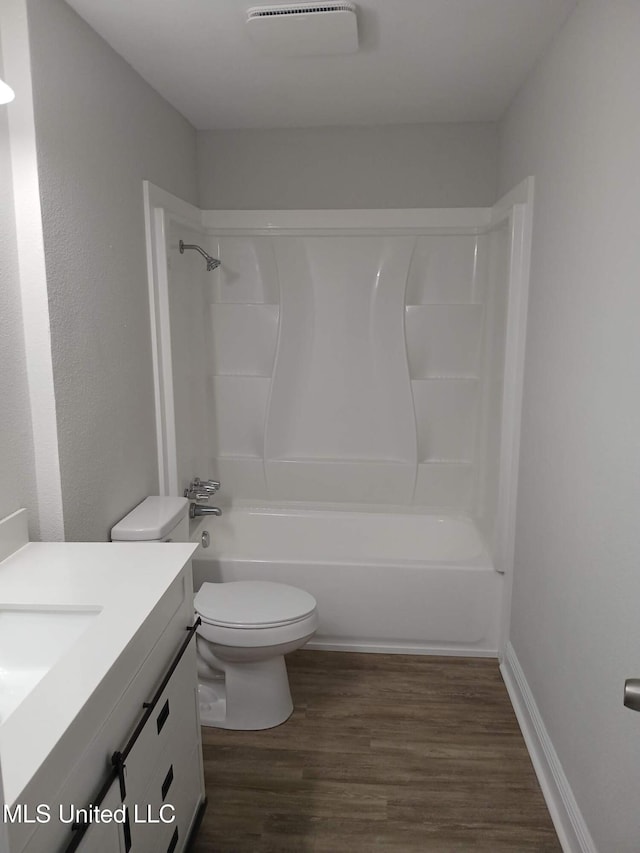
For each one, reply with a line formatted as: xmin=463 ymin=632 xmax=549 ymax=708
xmin=411 ymin=375 xmax=479 ymax=381
xmin=217 ymin=453 xmax=265 ymax=460
xmin=420 ymin=458 xmax=474 ymax=465
xmin=405 ymin=302 xmax=483 ymax=307
xmin=211 ymin=374 xmax=272 ymax=380
xmin=265 ymin=456 xmax=415 ymax=465
xmin=210 ymin=302 xmax=279 ymax=306
xmin=211 ymin=372 xmax=274 ymax=379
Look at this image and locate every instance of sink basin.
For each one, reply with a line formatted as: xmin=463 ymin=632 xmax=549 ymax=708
xmin=0 ymin=606 xmax=100 ymax=724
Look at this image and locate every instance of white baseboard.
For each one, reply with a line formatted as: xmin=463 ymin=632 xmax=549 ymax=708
xmin=500 ymin=642 xmax=597 ymax=853
xmin=306 ymin=638 xmax=498 ymax=657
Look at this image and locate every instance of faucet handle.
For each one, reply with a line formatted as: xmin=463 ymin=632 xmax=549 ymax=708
xmin=184 ymin=488 xmax=210 ymax=502
xmin=194 ymin=478 xmax=221 ymax=493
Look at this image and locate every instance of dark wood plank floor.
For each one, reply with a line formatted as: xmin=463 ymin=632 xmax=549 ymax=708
xmin=191 ymin=651 xmax=561 ymax=852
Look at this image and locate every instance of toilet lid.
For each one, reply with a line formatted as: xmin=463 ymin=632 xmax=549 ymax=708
xmin=195 ymin=581 xmax=317 ymax=629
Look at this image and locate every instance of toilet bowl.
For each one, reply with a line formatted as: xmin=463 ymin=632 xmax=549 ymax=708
xmin=195 ymin=581 xmax=318 ymax=729
xmin=111 ymin=496 xmax=318 ymax=731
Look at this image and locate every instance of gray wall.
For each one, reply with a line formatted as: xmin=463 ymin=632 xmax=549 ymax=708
xmin=197 ymin=123 xmax=498 ymax=209
xmin=25 ymin=0 xmax=199 ymax=541
xmin=499 ymin=2 xmax=640 ymax=849
xmin=0 ymin=42 xmax=39 ymax=537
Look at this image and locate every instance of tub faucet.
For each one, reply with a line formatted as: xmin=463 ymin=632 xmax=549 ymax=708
xmin=189 ymin=503 xmax=222 ymax=519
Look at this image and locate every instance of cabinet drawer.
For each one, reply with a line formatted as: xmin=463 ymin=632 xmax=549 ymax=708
xmin=126 ymin=736 xmax=203 ymax=853
xmin=122 ymin=639 xmax=199 ymax=799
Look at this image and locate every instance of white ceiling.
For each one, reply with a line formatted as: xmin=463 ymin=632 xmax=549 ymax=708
xmin=64 ymin=0 xmax=577 ymax=130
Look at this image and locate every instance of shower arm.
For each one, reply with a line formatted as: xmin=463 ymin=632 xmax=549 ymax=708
xmin=179 ymin=240 xmax=220 ymax=270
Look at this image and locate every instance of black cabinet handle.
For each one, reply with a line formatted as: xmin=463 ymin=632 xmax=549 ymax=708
xmin=161 ymin=764 xmax=174 ymax=801
xmin=123 ymin=807 xmax=132 ymax=853
xmin=167 ymin=827 xmax=179 ymax=853
xmin=157 ymin=698 xmax=170 ymax=734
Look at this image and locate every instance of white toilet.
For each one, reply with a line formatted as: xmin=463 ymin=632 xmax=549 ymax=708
xmin=111 ymin=496 xmax=318 ymax=730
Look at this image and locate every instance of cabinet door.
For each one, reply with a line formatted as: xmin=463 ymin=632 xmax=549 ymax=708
xmin=126 ymin=739 xmax=204 ymax=853
xmin=123 ymin=640 xmax=204 ymax=852
xmin=123 ymin=641 xmax=201 ymax=800
xmin=72 ymin=780 xmax=124 ymax=853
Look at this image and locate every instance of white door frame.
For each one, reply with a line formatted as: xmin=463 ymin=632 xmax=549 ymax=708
xmin=143 ymin=181 xmax=202 ymax=495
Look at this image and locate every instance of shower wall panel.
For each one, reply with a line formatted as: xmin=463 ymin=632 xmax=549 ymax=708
xmin=264 ymin=236 xmax=416 ymax=503
xmin=206 ymin=236 xmax=279 ymax=500
xmin=199 ymin=222 xmax=506 ymax=512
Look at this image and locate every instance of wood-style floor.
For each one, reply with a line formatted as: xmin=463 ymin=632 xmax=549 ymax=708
xmin=191 ymin=651 xmax=561 ymax=852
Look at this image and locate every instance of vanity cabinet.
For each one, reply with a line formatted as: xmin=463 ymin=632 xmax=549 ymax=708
xmin=12 ymin=564 xmax=205 ymax=853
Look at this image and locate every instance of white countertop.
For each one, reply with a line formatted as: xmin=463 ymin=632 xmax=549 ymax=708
xmin=0 ymin=536 xmax=197 ymax=805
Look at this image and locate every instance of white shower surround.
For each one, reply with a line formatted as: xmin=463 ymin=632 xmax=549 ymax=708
xmin=144 ymin=181 xmax=533 ymax=656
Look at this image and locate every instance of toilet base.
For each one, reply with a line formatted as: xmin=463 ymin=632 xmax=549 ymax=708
xmin=198 ymin=653 xmax=294 ymax=730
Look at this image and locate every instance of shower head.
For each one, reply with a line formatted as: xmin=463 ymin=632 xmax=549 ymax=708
xmin=179 ymin=240 xmax=221 ymax=271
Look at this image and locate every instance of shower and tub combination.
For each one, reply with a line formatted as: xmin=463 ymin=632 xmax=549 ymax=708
xmin=144 ymin=180 xmax=533 ymax=658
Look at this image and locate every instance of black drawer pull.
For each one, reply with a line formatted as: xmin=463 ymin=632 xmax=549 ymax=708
xmin=167 ymin=827 xmax=179 ymax=853
xmin=123 ymin=807 xmax=132 ymax=853
xmin=157 ymin=698 xmax=170 ymax=734
xmin=161 ymin=764 xmax=174 ymax=801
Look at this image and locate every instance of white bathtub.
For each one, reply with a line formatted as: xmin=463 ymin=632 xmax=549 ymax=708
xmin=190 ymin=508 xmax=504 ymax=656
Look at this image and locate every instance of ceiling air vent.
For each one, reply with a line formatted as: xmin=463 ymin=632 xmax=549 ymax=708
xmin=246 ymin=2 xmax=358 ymax=56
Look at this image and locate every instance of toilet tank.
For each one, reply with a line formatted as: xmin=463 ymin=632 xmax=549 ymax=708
xmin=111 ymin=496 xmax=189 ymax=543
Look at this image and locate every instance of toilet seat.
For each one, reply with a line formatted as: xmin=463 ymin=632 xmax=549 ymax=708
xmin=195 ymin=581 xmax=317 ymax=629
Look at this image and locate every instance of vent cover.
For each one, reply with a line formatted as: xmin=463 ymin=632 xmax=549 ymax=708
xmin=246 ymin=2 xmax=358 ymax=56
